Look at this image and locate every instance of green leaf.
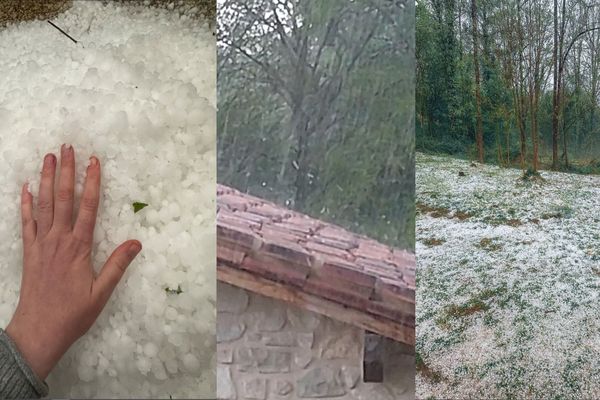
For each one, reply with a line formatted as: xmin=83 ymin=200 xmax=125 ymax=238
xmin=133 ymin=202 xmax=149 ymax=213
xmin=165 ymin=285 xmax=183 ymax=295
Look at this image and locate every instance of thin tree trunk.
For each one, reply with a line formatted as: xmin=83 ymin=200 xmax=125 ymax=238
xmin=551 ymin=0 xmax=559 ymax=169
xmin=471 ymin=0 xmax=484 ymax=163
xmin=562 ymin=110 xmax=569 ymax=167
xmin=292 ymin=108 xmax=311 ymax=209
xmin=505 ymin=114 xmax=510 ymax=167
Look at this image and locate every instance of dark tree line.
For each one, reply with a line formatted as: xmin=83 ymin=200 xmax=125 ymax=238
xmin=218 ymin=0 xmax=415 ymax=248
xmin=417 ymin=0 xmax=600 ymax=172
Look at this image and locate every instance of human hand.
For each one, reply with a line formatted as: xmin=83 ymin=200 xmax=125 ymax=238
xmin=5 ymin=145 xmax=142 ymax=380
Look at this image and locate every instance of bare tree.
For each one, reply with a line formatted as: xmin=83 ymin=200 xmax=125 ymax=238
xmin=219 ymin=0 xmax=401 ymax=207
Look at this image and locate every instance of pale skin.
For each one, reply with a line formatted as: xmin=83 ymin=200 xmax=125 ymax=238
xmin=5 ymin=144 xmax=142 ymax=381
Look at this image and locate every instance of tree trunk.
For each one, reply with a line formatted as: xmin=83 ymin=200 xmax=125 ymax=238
xmin=562 ymin=109 xmax=569 ymax=167
xmin=515 ymin=1 xmax=527 ymax=169
xmin=529 ymin=88 xmax=539 ymax=171
xmin=291 ymin=107 xmax=311 ymax=210
xmin=471 ymin=0 xmax=484 ymax=163
xmin=505 ymin=114 xmax=510 ymax=167
xmin=551 ymin=0 xmax=559 ymax=170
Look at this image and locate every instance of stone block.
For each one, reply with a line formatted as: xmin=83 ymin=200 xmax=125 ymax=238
xmin=248 ymin=296 xmax=287 ymax=332
xmin=236 ymin=347 xmax=291 ymax=374
xmin=262 ymin=332 xmax=296 ymax=347
xmin=217 ymin=284 xmax=249 ymax=314
xmin=217 ymin=365 xmax=236 ymax=400
xmin=287 ymin=308 xmax=320 ymax=331
xmin=341 ymin=366 xmax=360 ymax=389
xmin=274 ymin=380 xmax=293 ymax=396
xmin=217 ymin=313 xmax=245 ymax=343
xmin=297 ymin=332 xmax=314 ymax=349
xmin=293 ymin=351 xmax=312 ymax=369
xmin=321 ymin=329 xmax=361 ymax=360
xmin=217 ymin=348 xmax=234 ymax=364
xmin=241 ymin=377 xmax=267 ymax=400
xmin=297 ymin=367 xmax=346 ymax=398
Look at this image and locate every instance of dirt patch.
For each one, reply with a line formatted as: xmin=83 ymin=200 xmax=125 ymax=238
xmin=111 ymin=0 xmax=216 ymax=23
xmin=423 ymin=237 xmax=445 ymax=246
xmin=0 ymin=0 xmax=71 ymax=26
xmin=436 ymin=298 xmax=491 ymax=330
xmin=445 ymin=300 xmax=488 ymax=318
xmin=417 ymin=202 xmax=473 ymax=220
xmin=478 ymin=238 xmax=502 ymax=252
xmin=487 ymin=216 xmax=523 ymax=226
xmin=417 ymin=202 xmax=450 ymax=218
xmin=541 ymin=212 xmax=562 ymax=219
xmin=454 ymin=210 xmax=472 ymax=220
xmin=1 ymin=0 xmax=215 ymax=27
xmin=416 ymin=352 xmax=444 ymax=383
xmin=506 ymin=218 xmax=522 ymax=227
xmin=519 ymin=167 xmax=546 ymax=183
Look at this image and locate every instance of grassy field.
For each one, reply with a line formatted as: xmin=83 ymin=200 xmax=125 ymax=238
xmin=416 ymin=153 xmax=600 ymax=399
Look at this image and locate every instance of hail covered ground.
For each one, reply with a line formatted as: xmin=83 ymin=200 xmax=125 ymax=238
xmin=416 ymin=153 xmax=600 ymax=399
xmin=0 ymin=1 xmax=215 ymax=397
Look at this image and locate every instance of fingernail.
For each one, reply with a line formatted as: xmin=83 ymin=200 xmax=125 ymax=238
xmin=44 ymin=153 xmax=56 ymax=166
xmin=89 ymin=156 xmax=98 ymax=166
xmin=128 ymin=241 xmax=142 ymax=256
xmin=62 ymin=143 xmax=72 ymax=156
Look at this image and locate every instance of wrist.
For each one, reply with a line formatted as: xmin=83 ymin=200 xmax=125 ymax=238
xmin=5 ymin=316 xmax=62 ymax=380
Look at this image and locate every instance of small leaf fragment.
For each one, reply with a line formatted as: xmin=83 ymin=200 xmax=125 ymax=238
xmin=133 ymin=202 xmax=149 ymax=213
xmin=165 ymin=285 xmax=183 ymax=295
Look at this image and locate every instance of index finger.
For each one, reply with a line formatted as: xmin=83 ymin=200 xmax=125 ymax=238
xmin=73 ymin=156 xmax=100 ymax=244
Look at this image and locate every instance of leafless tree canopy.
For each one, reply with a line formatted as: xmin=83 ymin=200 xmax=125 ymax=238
xmin=218 ymin=0 xmax=415 ymax=248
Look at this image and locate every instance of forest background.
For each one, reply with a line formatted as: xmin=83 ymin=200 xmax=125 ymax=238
xmin=416 ymin=0 xmax=600 ymax=174
xmin=218 ymin=0 xmax=415 ymax=249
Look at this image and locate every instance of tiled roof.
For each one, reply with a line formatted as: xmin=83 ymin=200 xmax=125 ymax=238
xmin=217 ymin=184 xmax=415 ymax=345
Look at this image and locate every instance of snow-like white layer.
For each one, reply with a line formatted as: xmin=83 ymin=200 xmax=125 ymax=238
xmin=0 ymin=2 xmax=215 ymax=397
xmin=416 ymin=153 xmax=600 ymax=399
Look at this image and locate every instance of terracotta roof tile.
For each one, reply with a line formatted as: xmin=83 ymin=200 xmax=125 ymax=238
xmin=217 ymin=184 xmax=415 ymax=343
xmin=240 ymin=253 xmax=310 ymax=287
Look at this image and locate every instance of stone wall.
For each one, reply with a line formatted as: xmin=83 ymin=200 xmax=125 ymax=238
xmin=217 ymin=282 xmax=414 ymax=400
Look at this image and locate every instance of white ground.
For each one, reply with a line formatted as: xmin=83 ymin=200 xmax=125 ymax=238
xmin=416 ymin=153 xmax=600 ymax=400
xmin=0 ymin=2 xmax=215 ymax=397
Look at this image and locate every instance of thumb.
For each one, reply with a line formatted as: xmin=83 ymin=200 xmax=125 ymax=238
xmin=94 ymin=240 xmax=142 ymax=307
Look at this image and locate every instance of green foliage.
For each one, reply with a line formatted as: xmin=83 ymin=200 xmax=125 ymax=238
xmin=416 ymin=0 xmax=600 ymax=169
xmin=132 ymin=202 xmax=148 ymax=213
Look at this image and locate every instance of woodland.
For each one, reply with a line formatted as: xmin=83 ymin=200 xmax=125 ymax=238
xmin=218 ymin=0 xmax=415 ymax=248
xmin=417 ymin=0 xmax=600 ymax=173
